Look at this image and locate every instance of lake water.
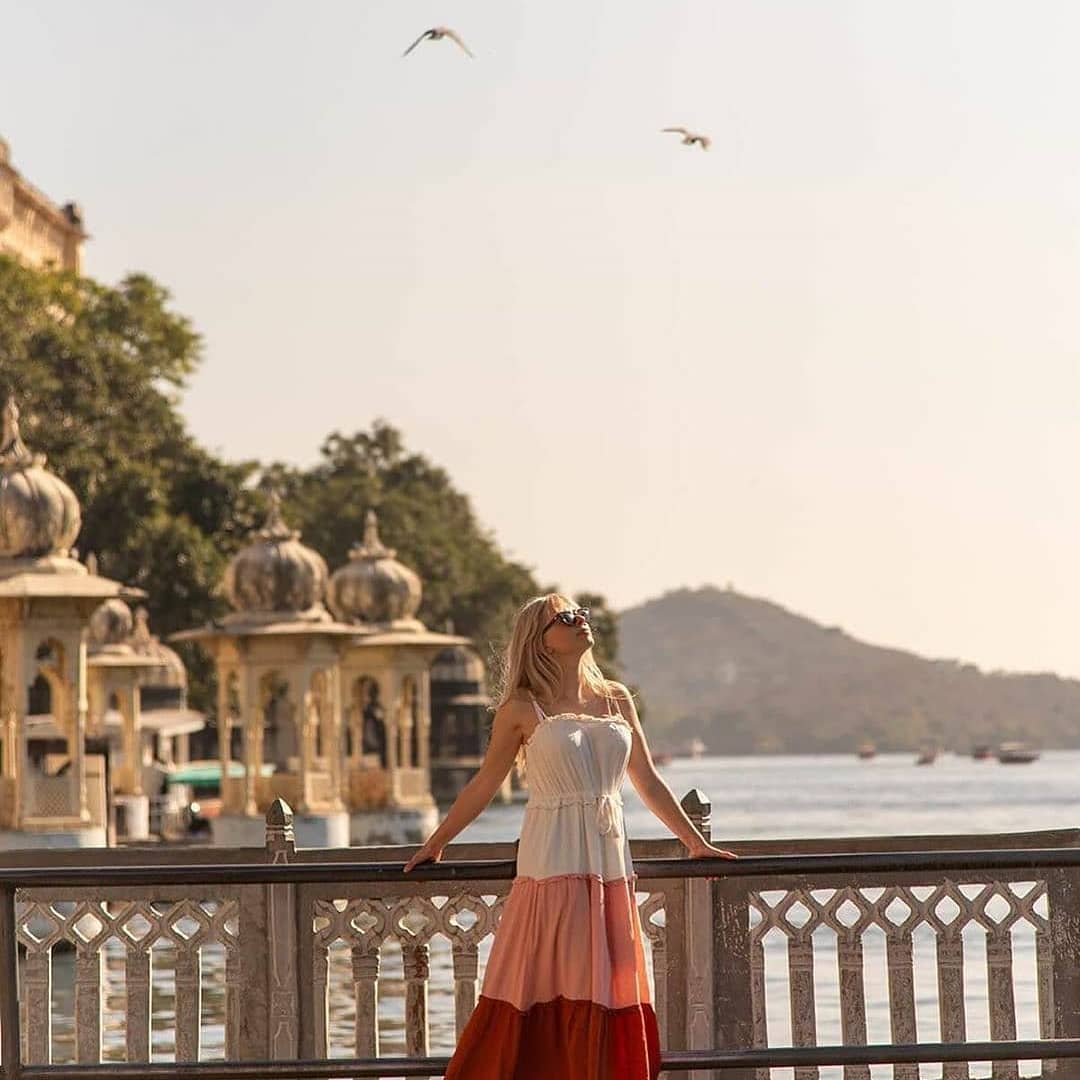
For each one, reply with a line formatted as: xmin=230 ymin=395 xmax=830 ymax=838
xmin=45 ymin=751 xmax=1079 ymax=1072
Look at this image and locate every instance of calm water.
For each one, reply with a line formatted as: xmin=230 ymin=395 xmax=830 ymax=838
xmin=45 ymin=751 xmax=1078 ymax=1071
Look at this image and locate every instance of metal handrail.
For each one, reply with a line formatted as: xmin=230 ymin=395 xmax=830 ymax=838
xmin=11 ymin=1039 xmax=1080 ymax=1078
xmin=0 ymin=845 xmax=1079 ymax=887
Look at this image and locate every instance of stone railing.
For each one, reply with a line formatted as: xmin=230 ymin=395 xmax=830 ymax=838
xmin=0 ymin=794 xmax=1077 ymax=1079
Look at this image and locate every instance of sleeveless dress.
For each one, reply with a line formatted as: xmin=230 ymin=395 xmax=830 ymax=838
xmin=444 ymin=694 xmax=661 ymax=1080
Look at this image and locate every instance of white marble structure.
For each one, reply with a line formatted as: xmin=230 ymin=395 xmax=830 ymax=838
xmin=0 ymin=396 xmax=140 ymax=847
xmin=328 ymin=510 xmax=469 ymax=844
xmin=174 ymin=494 xmax=358 ymax=848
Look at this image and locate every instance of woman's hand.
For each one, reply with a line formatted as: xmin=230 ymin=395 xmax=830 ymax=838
xmin=403 ymin=837 xmax=445 ymax=873
xmin=686 ymin=838 xmax=738 ymax=860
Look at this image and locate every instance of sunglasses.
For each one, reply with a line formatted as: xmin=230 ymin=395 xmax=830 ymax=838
xmin=543 ymin=607 xmax=591 ymax=633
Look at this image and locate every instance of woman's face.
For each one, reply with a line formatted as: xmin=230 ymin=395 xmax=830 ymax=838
xmin=540 ymin=603 xmax=594 ymax=657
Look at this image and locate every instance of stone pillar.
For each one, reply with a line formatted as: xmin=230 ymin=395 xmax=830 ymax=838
xmin=243 ymin=666 xmax=259 ymax=816
xmin=328 ymin=666 xmax=344 ymax=811
xmin=217 ymin=667 xmax=233 ymax=812
xmin=398 ymin=678 xmax=413 ymax=768
xmin=416 ymin=673 xmax=432 ymax=774
xmin=74 ymin=632 xmax=89 ymax=822
xmin=118 ymin=685 xmax=144 ymax=796
xmin=293 ymin=667 xmax=312 ymax=813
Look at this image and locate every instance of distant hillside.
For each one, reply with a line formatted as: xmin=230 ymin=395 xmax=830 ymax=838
xmin=618 ymin=586 xmax=1080 ymax=754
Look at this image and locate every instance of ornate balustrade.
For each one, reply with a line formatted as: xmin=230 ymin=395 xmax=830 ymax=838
xmin=0 ymin=797 xmax=1077 ymax=1080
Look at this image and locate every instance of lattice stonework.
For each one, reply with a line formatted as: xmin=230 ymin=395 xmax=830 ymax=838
xmin=15 ymin=893 xmax=240 ymax=1066
xmin=308 ymin=888 xmax=668 ymax=1059
xmin=748 ymin=880 xmax=1053 ymax=1080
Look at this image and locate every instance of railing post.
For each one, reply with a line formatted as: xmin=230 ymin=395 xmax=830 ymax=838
xmin=1048 ymin=868 xmax=1080 ymax=1080
xmin=682 ymin=789 xmax=715 ymax=1080
xmin=712 ymin=875 xmax=755 ymax=1080
xmin=265 ymin=799 xmax=300 ymax=1061
xmin=0 ymin=884 xmax=21 ymax=1080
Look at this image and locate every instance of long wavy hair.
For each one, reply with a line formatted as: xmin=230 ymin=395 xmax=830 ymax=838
xmin=492 ymin=593 xmax=615 ymax=778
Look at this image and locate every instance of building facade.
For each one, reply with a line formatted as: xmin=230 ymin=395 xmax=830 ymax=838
xmin=0 ymin=136 xmax=86 ymax=273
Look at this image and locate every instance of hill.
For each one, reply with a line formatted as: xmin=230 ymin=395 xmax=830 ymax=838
xmin=618 ymin=586 xmax=1080 ymax=753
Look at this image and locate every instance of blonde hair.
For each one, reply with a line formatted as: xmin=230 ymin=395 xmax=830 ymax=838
xmin=492 ymin=593 xmax=616 ymax=778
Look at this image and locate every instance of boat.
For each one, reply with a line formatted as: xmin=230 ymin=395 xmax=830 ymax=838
xmin=672 ymin=737 xmax=706 ymax=759
xmin=915 ymin=747 xmax=938 ymax=766
xmin=972 ymin=744 xmax=993 ymax=761
xmin=653 ymin=751 xmax=673 ymax=767
xmin=997 ymin=742 xmax=1040 ymax=764
xmin=857 ymin=742 xmax=876 ymax=760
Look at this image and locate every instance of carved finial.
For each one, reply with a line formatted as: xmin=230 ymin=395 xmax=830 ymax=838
xmin=132 ymin=606 xmax=153 ymax=648
xmin=257 ymin=489 xmax=300 ymax=543
xmin=85 ymin=552 xmax=98 ymax=576
xmin=265 ymin=798 xmax=296 ymax=861
xmin=350 ymin=508 xmax=395 ymax=560
xmin=0 ymin=396 xmax=45 ymax=471
xmin=680 ymin=787 xmax=712 ymax=842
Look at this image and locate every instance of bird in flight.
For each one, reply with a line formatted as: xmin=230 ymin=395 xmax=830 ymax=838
xmin=403 ymin=27 xmax=474 ymax=58
xmin=661 ymin=127 xmax=711 ymax=150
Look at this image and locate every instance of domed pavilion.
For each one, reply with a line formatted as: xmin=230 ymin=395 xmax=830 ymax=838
xmin=85 ymin=598 xmax=205 ymax=841
xmin=0 ymin=396 xmax=142 ymax=847
xmin=328 ymin=509 xmax=469 ymax=844
xmin=173 ymin=492 xmax=358 ymax=847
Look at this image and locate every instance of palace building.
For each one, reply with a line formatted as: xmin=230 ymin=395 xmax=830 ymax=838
xmin=0 ymin=136 xmax=86 ymax=273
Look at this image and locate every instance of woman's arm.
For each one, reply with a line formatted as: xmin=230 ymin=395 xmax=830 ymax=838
xmin=613 ymin=683 xmax=737 ymax=859
xmin=403 ymin=698 xmax=530 ymax=871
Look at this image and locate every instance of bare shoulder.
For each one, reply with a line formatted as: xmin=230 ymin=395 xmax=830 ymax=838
xmin=492 ymin=693 xmax=537 ymax=741
xmin=604 ymin=680 xmax=640 ymax=720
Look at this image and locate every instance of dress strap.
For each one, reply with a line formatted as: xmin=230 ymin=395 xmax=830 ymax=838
xmin=529 ymin=694 xmax=547 ymax=722
xmin=606 ymin=687 xmax=621 ymax=719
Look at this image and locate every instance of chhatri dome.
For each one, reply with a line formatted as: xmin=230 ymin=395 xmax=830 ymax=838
xmin=89 ymin=597 xmax=135 ymax=652
xmin=328 ymin=509 xmax=423 ymax=630
xmin=0 ymin=396 xmax=81 ymax=563
xmin=222 ymin=491 xmax=330 ymax=623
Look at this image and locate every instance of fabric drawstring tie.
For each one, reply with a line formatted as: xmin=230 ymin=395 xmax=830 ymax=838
xmin=526 ymin=791 xmax=624 ymax=838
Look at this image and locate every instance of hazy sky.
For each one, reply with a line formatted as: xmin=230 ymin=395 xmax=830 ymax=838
xmin=5 ymin=2 xmax=1080 ymax=677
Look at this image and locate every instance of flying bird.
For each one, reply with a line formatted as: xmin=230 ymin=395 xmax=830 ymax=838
xmin=662 ymin=127 xmax=711 ymax=150
xmin=402 ymin=27 xmax=474 ymax=58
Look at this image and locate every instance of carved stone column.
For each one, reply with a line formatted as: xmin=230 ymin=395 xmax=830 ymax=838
xmin=243 ymin=666 xmax=259 ymax=816
xmin=327 ymin=665 xmax=344 ymax=811
xmin=416 ymin=673 xmax=432 ymax=774
xmin=73 ymin=631 xmax=89 ymax=822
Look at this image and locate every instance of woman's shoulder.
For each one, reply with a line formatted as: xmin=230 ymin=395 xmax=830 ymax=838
xmin=602 ymin=679 xmax=634 ymax=702
xmin=495 ymin=691 xmax=537 ymax=719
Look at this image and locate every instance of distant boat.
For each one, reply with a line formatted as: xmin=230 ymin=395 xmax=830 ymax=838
xmin=972 ymin=744 xmax=993 ymax=761
xmin=673 ymin=737 xmax=706 ymax=759
xmin=997 ymin=742 xmax=1040 ymax=764
xmin=915 ymin=747 xmax=938 ymax=766
xmin=857 ymin=742 xmax=877 ymax=760
xmin=685 ymin=737 xmax=706 ymax=759
xmin=653 ymin=751 xmax=673 ymax=766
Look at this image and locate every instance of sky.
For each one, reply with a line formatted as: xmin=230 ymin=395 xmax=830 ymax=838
xmin=4 ymin=1 xmax=1080 ymax=677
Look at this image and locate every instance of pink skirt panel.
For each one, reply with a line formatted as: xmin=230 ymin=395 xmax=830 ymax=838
xmin=480 ymin=873 xmax=654 ymax=1012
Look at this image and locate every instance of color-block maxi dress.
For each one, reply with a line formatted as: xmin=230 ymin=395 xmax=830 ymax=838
xmin=444 ymin=696 xmax=661 ymax=1080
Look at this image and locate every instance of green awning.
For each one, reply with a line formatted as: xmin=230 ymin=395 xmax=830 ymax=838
xmin=165 ymin=762 xmax=275 ymax=786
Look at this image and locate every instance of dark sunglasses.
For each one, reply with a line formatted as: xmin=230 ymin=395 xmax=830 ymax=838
xmin=543 ymin=607 xmax=591 ymax=632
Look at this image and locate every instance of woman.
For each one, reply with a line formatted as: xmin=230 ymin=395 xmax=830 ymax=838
xmin=404 ymin=594 xmax=736 ymax=1080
